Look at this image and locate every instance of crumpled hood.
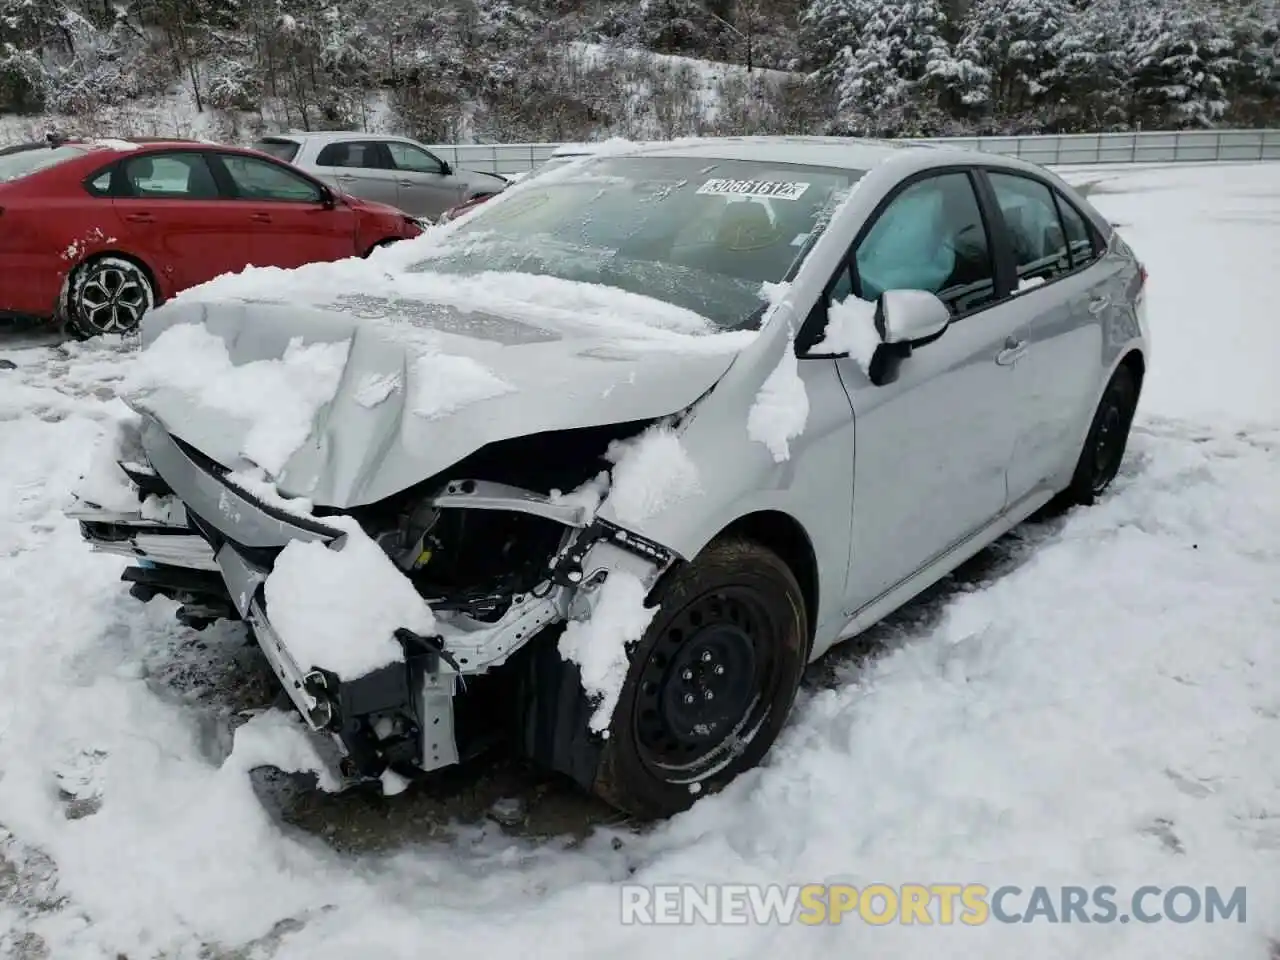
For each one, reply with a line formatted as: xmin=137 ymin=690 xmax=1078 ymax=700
xmin=129 ymin=295 xmax=745 ymax=509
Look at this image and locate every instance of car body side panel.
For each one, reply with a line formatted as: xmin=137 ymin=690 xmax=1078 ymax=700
xmin=1005 ymin=266 xmax=1108 ymax=501
xmin=835 ymin=302 xmax=1024 ymax=613
xmin=597 ymin=331 xmax=858 ymax=648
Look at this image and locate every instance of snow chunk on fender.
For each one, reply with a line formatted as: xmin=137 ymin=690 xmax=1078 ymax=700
xmin=263 ymin=515 xmax=434 ymax=681
xmin=558 ymin=571 xmax=657 ymax=734
xmin=811 ymin=294 xmax=880 ymax=377
xmin=604 ymin=423 xmax=701 ymax=526
xmin=747 ymin=334 xmax=809 ymax=462
xmin=124 ymin=323 xmax=351 ymax=477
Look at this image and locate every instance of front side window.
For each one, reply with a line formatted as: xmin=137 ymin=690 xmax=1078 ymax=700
xmin=121 ymin=152 xmax=220 ymax=200
xmin=219 ymin=154 xmax=322 ymax=202
xmin=0 ymin=144 xmax=88 ymax=183
xmin=316 ymin=141 xmax=387 ymax=169
xmin=411 ymin=156 xmax=864 ymax=331
xmin=855 ymin=172 xmax=997 ymax=315
xmin=387 ymin=142 xmax=446 ymax=175
xmin=987 ymin=172 xmax=1071 ymax=287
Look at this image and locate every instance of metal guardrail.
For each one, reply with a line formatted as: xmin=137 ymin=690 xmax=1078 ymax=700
xmin=429 ymin=129 xmax=1280 ymax=176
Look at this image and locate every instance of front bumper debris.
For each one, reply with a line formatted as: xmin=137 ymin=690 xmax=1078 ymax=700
xmin=71 ymin=414 xmax=678 ymax=786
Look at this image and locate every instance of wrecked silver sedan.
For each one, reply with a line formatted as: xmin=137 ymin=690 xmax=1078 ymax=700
xmin=67 ymin=137 xmax=1148 ymax=818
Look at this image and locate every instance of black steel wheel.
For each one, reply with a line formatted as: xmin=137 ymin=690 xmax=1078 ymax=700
xmin=66 ymin=256 xmax=155 ymax=340
xmin=1066 ymin=363 xmax=1139 ymax=505
xmin=591 ymin=537 xmax=809 ymax=819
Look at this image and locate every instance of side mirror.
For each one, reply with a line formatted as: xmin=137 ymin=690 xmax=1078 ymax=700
xmin=319 ymin=185 xmax=337 ymax=208
xmin=438 ymin=160 xmax=452 ymax=176
xmin=868 ymin=290 xmax=951 ymax=387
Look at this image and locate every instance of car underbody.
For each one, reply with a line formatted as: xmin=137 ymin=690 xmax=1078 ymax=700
xmin=71 ymin=413 xmax=681 ymax=792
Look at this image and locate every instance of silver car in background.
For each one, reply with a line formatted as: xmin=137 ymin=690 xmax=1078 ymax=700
xmin=254 ymin=132 xmax=509 ymax=221
xmin=68 ymin=137 xmax=1149 ymax=820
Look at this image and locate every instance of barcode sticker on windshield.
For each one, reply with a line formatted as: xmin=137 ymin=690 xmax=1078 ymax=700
xmin=696 ymin=178 xmax=811 ymax=201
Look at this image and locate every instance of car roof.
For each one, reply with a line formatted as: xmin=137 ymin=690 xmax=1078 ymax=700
xmin=580 ymin=135 xmax=1067 ymax=180
xmin=258 ymin=132 xmax=411 ymax=143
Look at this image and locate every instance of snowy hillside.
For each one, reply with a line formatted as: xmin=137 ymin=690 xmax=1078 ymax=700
xmin=0 ymin=161 xmax=1278 ymax=958
xmin=1 ymin=0 xmax=1276 ymax=144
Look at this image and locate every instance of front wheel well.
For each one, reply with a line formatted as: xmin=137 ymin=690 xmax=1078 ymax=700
xmin=717 ymin=511 xmax=818 ymax=646
xmin=1118 ymin=349 xmax=1145 ymax=396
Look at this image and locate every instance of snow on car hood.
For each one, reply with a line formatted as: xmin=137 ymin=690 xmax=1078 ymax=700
xmin=124 ymin=278 xmax=752 ymax=509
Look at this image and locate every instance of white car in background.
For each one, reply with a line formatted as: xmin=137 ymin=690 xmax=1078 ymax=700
xmin=254 ymin=132 xmax=509 ymax=222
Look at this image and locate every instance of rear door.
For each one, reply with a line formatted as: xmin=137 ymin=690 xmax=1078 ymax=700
xmin=980 ymin=169 xmax=1111 ymax=502
xmin=384 ymin=140 xmax=466 ymax=219
xmin=109 ymin=150 xmax=257 ymax=290
xmin=311 ymin=140 xmax=401 ymax=207
xmin=209 ymin=151 xmax=357 ymax=270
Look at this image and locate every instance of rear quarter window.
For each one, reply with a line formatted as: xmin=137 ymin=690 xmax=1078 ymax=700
xmin=253 ymin=139 xmax=300 ymax=164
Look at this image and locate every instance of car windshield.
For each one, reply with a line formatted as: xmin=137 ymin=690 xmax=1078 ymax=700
xmin=0 ymin=144 xmax=88 ymax=183
xmin=253 ymin=139 xmax=300 ymax=163
xmin=409 ymin=155 xmax=864 ymax=331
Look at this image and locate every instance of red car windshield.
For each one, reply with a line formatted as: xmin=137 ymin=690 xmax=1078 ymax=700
xmin=0 ymin=145 xmax=88 ymax=183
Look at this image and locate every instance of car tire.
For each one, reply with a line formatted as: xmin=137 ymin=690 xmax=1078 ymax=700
xmin=65 ymin=256 xmax=156 ymax=340
xmin=1064 ymin=363 xmax=1139 ymax=505
xmin=590 ymin=537 xmax=809 ymax=819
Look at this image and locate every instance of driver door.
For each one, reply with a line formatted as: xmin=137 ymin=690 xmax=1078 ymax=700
xmin=817 ymin=170 xmax=1027 ymax=611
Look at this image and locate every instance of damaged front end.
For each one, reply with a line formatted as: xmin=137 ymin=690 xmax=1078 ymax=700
xmin=70 ymin=414 xmax=680 ymax=791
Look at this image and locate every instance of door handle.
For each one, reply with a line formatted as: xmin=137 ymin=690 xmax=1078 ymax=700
xmin=250 ymin=212 xmax=271 ymax=223
xmin=398 ymin=179 xmax=414 ymax=186
xmin=1088 ymin=295 xmax=1111 ymax=314
xmin=996 ymin=336 xmax=1027 ymax=366
xmin=123 ymin=212 xmax=154 ymax=223
xmin=336 ymin=175 xmax=357 ymax=182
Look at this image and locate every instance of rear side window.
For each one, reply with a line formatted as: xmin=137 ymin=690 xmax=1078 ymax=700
xmin=315 ymin=141 xmax=386 ymax=169
xmin=121 ymin=152 xmax=220 ymax=200
xmin=1053 ymin=191 xmax=1098 ymax=268
xmin=855 ymin=172 xmax=998 ymax=315
xmin=987 ymin=172 xmax=1071 ymax=287
xmin=253 ymin=139 xmax=300 ymax=163
xmin=0 ymin=145 xmax=87 ymax=183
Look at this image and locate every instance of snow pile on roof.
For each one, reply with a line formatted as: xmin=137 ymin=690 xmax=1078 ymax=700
xmin=263 ymin=515 xmax=434 ymax=681
xmin=70 ymin=400 xmax=144 ymax=512
xmin=812 ymin=294 xmax=881 ymax=376
xmin=557 ymin=570 xmax=656 ymax=734
xmin=747 ymin=334 xmax=809 ymax=462
xmin=410 ymin=351 xmax=515 ymax=420
xmin=124 ymin=323 xmax=351 ymax=477
xmin=604 ymin=422 xmax=701 ymax=526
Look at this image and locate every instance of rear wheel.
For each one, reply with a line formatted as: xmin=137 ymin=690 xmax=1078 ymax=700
xmin=66 ymin=256 xmax=155 ymax=340
xmin=590 ymin=537 xmax=809 ymax=819
xmin=1064 ymin=364 xmax=1139 ymax=505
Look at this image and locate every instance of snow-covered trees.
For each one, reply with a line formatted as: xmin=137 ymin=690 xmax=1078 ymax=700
xmin=804 ymin=0 xmax=1279 ymax=134
xmin=0 ymin=0 xmax=1275 ymax=139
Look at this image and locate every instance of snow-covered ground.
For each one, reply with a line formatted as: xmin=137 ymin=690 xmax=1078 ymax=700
xmin=1 ymin=162 xmax=1279 ymax=959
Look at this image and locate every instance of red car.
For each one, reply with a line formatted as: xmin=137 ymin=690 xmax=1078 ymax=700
xmin=0 ymin=137 xmax=423 ymax=339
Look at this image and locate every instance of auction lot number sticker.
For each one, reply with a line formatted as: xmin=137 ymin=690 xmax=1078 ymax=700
xmin=696 ymin=179 xmax=811 ymax=201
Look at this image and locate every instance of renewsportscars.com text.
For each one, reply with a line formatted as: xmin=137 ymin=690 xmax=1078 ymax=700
xmin=620 ymin=883 xmax=1247 ymax=925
